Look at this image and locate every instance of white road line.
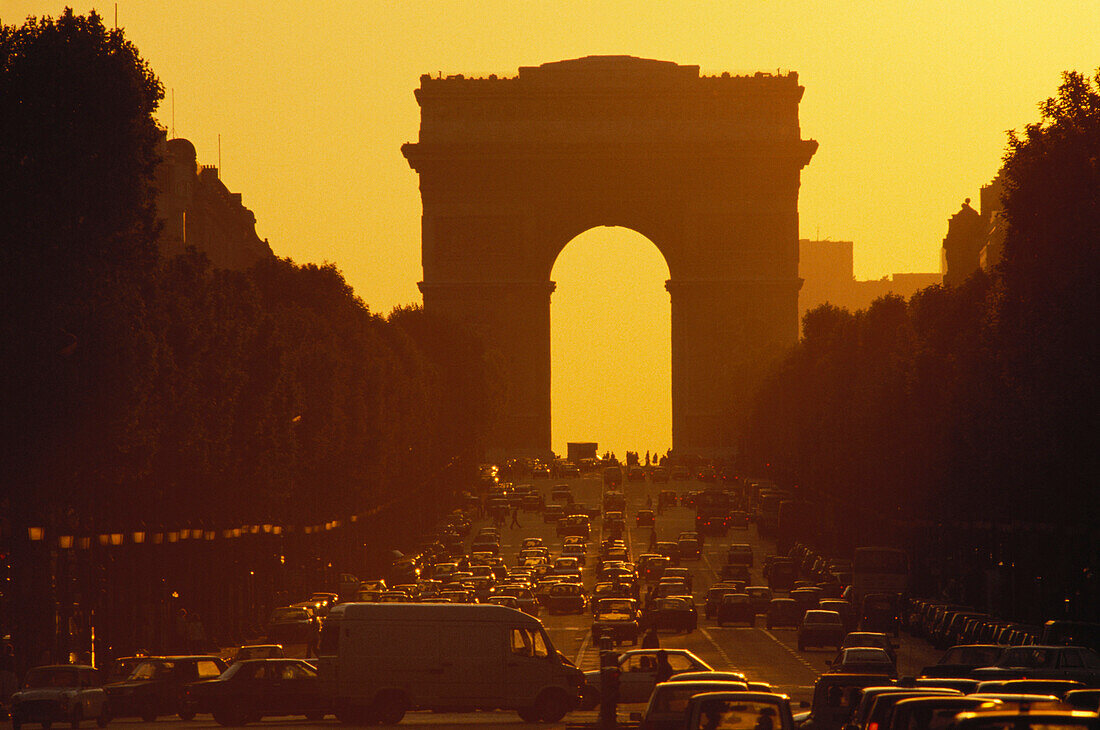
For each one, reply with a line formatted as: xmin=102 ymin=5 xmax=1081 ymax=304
xmin=761 ymin=628 xmax=819 ymax=673
xmin=575 ymin=628 xmax=592 ymax=666
xmin=699 ymin=627 xmax=737 ymax=669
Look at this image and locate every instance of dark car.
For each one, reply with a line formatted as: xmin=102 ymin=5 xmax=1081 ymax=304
xmin=799 ymin=610 xmax=846 ymax=651
xmin=704 ymin=587 xmax=740 ymax=619
xmin=592 ymin=598 xmax=642 ymax=646
xmin=805 ymin=673 xmax=895 ymax=730
xmin=186 ymin=658 xmax=328 ymax=726
xmin=860 ymin=592 xmax=902 ymax=636
xmin=603 ymin=466 xmax=623 ymax=487
xmin=651 ymin=468 xmax=670 ymax=483
xmin=9 ymin=664 xmax=110 ymax=730
xmin=921 ymin=644 xmax=1007 ymax=679
xmin=658 ymin=490 xmax=678 ymax=509
xmin=677 ymin=532 xmax=703 ymax=560
xmin=266 ymin=605 xmax=317 ymax=645
xmin=727 ymin=544 xmax=754 ymax=568
xmin=643 ymin=597 xmax=698 ymax=634
xmin=627 ymin=466 xmax=646 ymax=482
xmin=542 ymin=503 xmax=565 ymax=523
xmin=716 ymin=594 xmax=756 ymax=627
xmin=971 ymin=645 xmax=1100 ymax=685
xmin=768 ymin=558 xmax=797 ymax=592
xmin=826 ymin=647 xmax=898 ymax=677
xmin=636 ymin=509 xmax=656 ymax=527
xmin=546 ymin=582 xmax=587 ymax=615
xmin=767 ymin=598 xmax=801 ymax=629
xmin=641 ymin=680 xmax=752 ymax=730
xmin=720 ymin=563 xmax=751 ymax=583
xmin=654 ymin=541 xmax=681 ymax=567
xmin=105 ymin=655 xmax=227 ymax=722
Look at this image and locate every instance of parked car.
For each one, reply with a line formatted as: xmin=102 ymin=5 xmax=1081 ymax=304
xmin=9 ymin=664 xmax=109 ymax=730
xmin=716 ymin=594 xmax=756 ymax=627
xmin=799 ymin=610 xmax=846 ymax=651
xmin=971 ymin=645 xmax=1100 ymax=685
xmin=186 ymin=658 xmax=328 ymax=726
xmin=105 ymin=655 xmax=228 ymax=722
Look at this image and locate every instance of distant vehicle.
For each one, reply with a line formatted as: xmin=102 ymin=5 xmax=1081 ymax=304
xmin=852 ymin=547 xmax=909 ymax=608
xmin=727 ymin=544 xmax=754 ymax=568
xmin=670 ymin=466 xmax=691 ymax=481
xmin=767 ymin=598 xmax=801 ymax=629
xmin=695 ymin=490 xmax=731 ymax=535
xmin=550 ymin=485 xmax=573 ymax=504
xmin=747 ymin=586 xmax=774 ymax=615
xmin=768 ymin=558 xmax=797 ymax=592
xmin=233 ymin=644 xmax=285 ymax=662
xmin=636 ymin=509 xmax=656 ymax=527
xmin=651 ymin=467 xmax=670 ymax=483
xmin=542 ymin=504 xmax=565 ymax=523
xmin=642 ymin=597 xmax=698 ymax=634
xmin=603 ymin=467 xmax=623 ymax=487
xmin=840 ymin=631 xmax=896 ymax=662
xmin=557 ymin=514 xmax=591 ymax=538
xmin=591 ymin=598 xmax=641 ymax=646
xmin=860 ymin=592 xmax=902 ymax=636
xmin=705 ymin=587 xmax=740 ymax=619
xmin=826 ymin=647 xmax=898 ymax=677
xmin=10 ymin=665 xmax=110 ymax=730
xmin=921 ymin=644 xmax=1004 ymax=678
xmin=716 ymin=594 xmax=755 ymax=627
xmin=798 ymin=610 xmax=846 ymax=651
xmin=627 ymin=466 xmax=646 ymax=482
xmin=971 ymin=645 xmax=1100 ymax=684
xmin=547 ymin=582 xmax=588 ymax=615
xmin=658 ymin=490 xmax=678 ymax=510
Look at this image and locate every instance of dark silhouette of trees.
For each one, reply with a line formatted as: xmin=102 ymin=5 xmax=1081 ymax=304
xmin=742 ymin=70 xmax=1099 ymax=618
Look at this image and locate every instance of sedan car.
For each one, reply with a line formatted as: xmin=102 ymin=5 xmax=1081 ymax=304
xmin=716 ymin=594 xmax=756 ymax=627
xmin=705 ymin=587 xmax=740 ymax=619
xmin=106 ymin=655 xmax=227 ymax=722
xmin=546 ymin=582 xmax=587 ymax=615
xmin=591 ymin=598 xmax=641 ymax=646
xmin=799 ymin=610 xmax=846 ymax=651
xmin=186 ymin=659 xmax=328 ymax=726
xmin=9 ymin=664 xmax=109 ymax=730
xmin=684 ymin=692 xmax=796 ymax=730
xmin=826 ymin=647 xmax=898 ymax=677
xmin=580 ymin=649 xmax=712 ymax=707
xmin=767 ymin=598 xmax=802 ymax=629
xmin=971 ymin=645 xmax=1100 ymax=684
xmin=641 ymin=680 xmax=753 ymax=730
xmin=636 ymin=509 xmax=656 ymax=527
xmin=643 ymin=597 xmax=698 ymax=634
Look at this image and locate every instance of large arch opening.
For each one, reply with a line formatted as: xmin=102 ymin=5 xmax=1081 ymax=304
xmin=550 ymin=227 xmax=671 ymax=460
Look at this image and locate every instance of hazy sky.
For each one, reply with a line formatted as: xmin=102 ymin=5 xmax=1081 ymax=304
xmin=6 ymin=2 xmax=1096 ymax=456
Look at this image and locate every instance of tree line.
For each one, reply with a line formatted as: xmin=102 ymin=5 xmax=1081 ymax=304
xmin=741 ymin=70 xmax=1099 ymax=619
xmin=0 ymin=10 xmax=494 ymax=545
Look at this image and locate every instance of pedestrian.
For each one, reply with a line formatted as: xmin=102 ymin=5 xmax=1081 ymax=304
xmin=655 ymin=650 xmax=673 ymax=683
xmin=510 ymin=506 xmax=521 ymax=529
xmin=641 ymin=628 xmax=660 ymax=649
xmin=306 ymin=614 xmax=321 ymax=658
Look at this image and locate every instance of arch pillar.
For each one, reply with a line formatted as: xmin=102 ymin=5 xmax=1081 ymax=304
xmin=419 ymin=280 xmax=556 ymax=457
xmin=667 ymin=277 xmax=801 ymax=456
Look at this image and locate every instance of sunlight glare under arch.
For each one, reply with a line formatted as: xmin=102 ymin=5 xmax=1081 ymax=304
xmin=551 ymin=227 xmax=671 ymax=460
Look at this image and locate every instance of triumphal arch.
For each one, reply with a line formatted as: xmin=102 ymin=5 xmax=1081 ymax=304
xmin=402 ymin=56 xmax=817 ymax=456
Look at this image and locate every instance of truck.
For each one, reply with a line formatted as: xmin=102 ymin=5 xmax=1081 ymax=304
xmin=694 ymin=489 xmax=731 ymax=535
xmin=317 ymin=603 xmax=583 ymax=724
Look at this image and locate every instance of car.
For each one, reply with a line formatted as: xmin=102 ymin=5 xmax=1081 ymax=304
xmin=850 ymin=688 xmax=964 ymax=730
xmin=266 ymin=605 xmax=317 ymax=645
xmin=683 ymin=691 xmax=796 ymax=730
xmin=747 ymin=586 xmax=774 ymax=615
xmin=767 ymin=598 xmax=801 ymax=629
xmin=636 ymin=509 xmax=656 ymax=527
xmin=105 ymin=655 xmax=228 ymax=722
xmin=640 ymin=680 xmax=752 ymax=730
xmin=627 ymin=466 xmax=646 ymax=481
xmin=654 ymin=541 xmax=681 ymax=567
xmin=841 ymin=632 xmax=897 ymax=662
xmin=542 ymin=503 xmax=565 ymax=523
xmin=767 ymin=558 xmax=797 ymax=592
xmin=9 ymin=664 xmax=110 ymax=730
xmin=494 ymin=585 xmax=540 ymax=617
xmin=641 ymin=555 xmax=672 ymax=583
xmin=721 ymin=563 xmax=752 ymax=583
xmin=820 ymin=599 xmax=856 ymax=632
xmin=951 ymin=706 xmax=1100 ymax=730
xmin=799 ymin=610 xmax=846 ymax=651
xmin=705 ymin=586 xmax=740 ymax=618
xmin=727 ymin=544 xmax=754 ymax=568
xmin=643 ymin=597 xmax=698 ymax=634
xmin=677 ymin=532 xmax=703 ymax=560
xmin=520 ymin=493 xmax=543 ymax=511
xmin=550 ymin=485 xmax=572 ymax=504
xmin=603 ymin=466 xmax=623 ymax=487
xmin=860 ymin=592 xmax=902 ymax=636
xmin=580 ymin=649 xmax=712 ymax=708
xmin=729 ymin=511 xmax=750 ymax=530
xmin=670 ymin=466 xmax=691 ymax=481
xmin=826 ymin=647 xmax=898 ymax=677
xmin=546 ymin=582 xmax=587 ymax=615
xmin=971 ymin=645 xmax=1100 ymax=684
xmin=557 ymin=514 xmax=591 ymax=538
xmin=233 ymin=644 xmax=285 ymax=662
xmin=185 ymin=658 xmax=329 ymax=726
xmin=592 ymin=598 xmax=642 ymax=646
xmin=651 ymin=468 xmax=670 ymax=483
xmin=560 ymin=543 xmax=587 ymax=566
xmin=716 ymin=594 xmax=756 ymax=627
xmin=791 ymin=587 xmax=823 ymax=617
xmin=662 ymin=567 xmax=694 ymax=593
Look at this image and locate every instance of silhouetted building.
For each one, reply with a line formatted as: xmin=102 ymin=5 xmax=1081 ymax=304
xmin=799 ymin=239 xmax=940 ymax=319
xmin=941 ymin=170 xmax=1008 ymax=286
xmin=154 ymin=136 xmax=272 ymax=270
xmin=979 ymin=173 xmax=1006 ymax=271
xmin=403 ymin=56 xmax=819 ymax=458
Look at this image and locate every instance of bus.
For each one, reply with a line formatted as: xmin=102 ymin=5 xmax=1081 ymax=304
xmin=851 ymin=546 xmax=909 ymax=606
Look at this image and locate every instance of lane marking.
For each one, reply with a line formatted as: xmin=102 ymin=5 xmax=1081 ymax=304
xmin=761 ymin=628 xmax=820 ymax=673
xmin=575 ymin=627 xmax=592 ymax=666
xmin=699 ymin=627 xmax=737 ymax=669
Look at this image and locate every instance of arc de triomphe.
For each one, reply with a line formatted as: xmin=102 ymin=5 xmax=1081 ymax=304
xmin=402 ymin=56 xmax=817 ymax=457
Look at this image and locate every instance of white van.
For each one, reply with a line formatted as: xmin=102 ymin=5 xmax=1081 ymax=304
xmin=317 ymin=602 xmax=583 ymax=724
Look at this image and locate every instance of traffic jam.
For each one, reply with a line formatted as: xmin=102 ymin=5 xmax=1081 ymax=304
xmin=6 ymin=461 xmax=1100 ymax=729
